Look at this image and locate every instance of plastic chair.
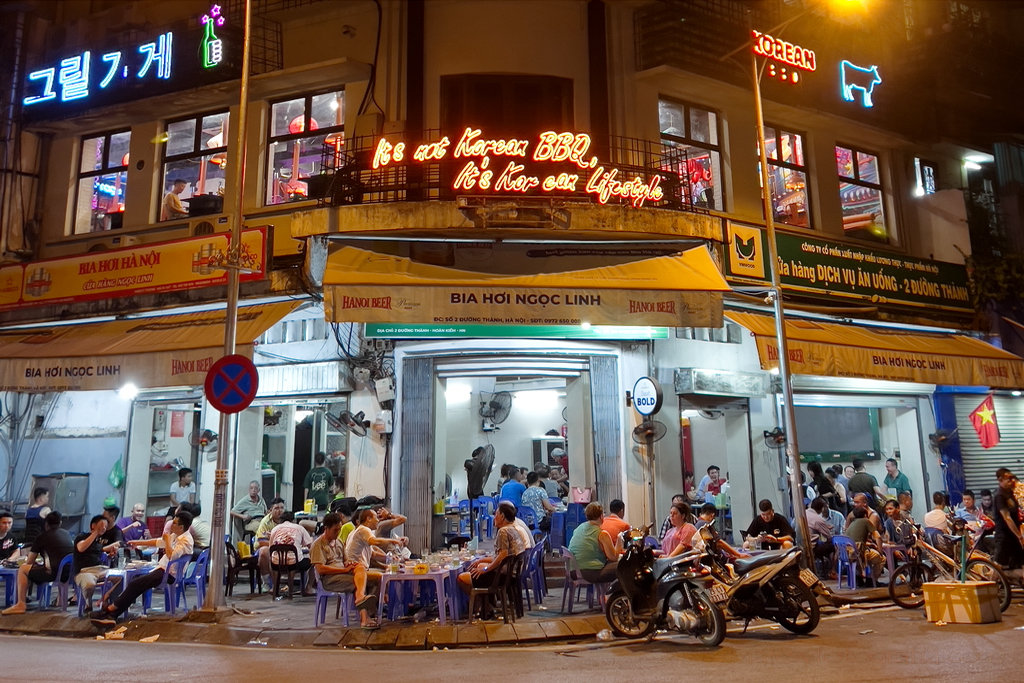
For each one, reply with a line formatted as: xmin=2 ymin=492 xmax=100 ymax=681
xmin=521 ymin=539 xmax=548 ymax=609
xmin=176 ymin=548 xmax=210 ymax=610
xmin=36 ymin=555 xmax=73 ymax=611
xmin=142 ymin=555 xmax=189 ymax=615
xmin=312 ymin=569 xmax=356 ymax=627
xmin=833 ymin=535 xmax=877 ymax=589
xmin=473 ymin=498 xmax=494 ymax=540
xmin=560 ymin=546 xmax=604 ymax=614
xmin=269 ymin=544 xmax=308 ymax=599
xmin=467 ymin=552 xmax=520 ymax=624
xmin=518 ymin=507 xmax=537 ymax=530
xmin=643 ymin=536 xmax=661 ymax=550
xmin=225 ymin=540 xmax=261 ymax=596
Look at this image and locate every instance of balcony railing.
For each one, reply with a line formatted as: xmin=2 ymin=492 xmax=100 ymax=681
xmin=311 ymin=130 xmax=713 ymax=215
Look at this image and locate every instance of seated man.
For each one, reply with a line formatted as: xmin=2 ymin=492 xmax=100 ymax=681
xmin=845 ymin=493 xmax=883 ymax=533
xmin=2 ymin=511 xmax=73 ymax=615
xmin=101 ymin=506 xmax=124 ymax=548
xmin=375 ymin=508 xmax=408 ymax=541
xmin=745 ymin=499 xmax=795 ymax=550
xmin=267 ymin=511 xmax=314 ymax=595
xmin=846 ymin=506 xmax=885 ymax=583
xmin=520 ymin=472 xmax=556 ymax=531
xmin=568 ymin=503 xmax=618 ymax=583
xmin=182 ymin=503 xmax=211 ymax=553
xmin=310 ymin=512 xmax=378 ymax=628
xmin=458 ymin=505 xmax=526 ymax=603
xmin=805 ymin=498 xmax=835 ymax=563
xmin=73 ymin=515 xmax=120 ymax=611
xmin=345 ymin=509 xmax=402 ymax=571
xmin=255 ymin=497 xmax=287 ymax=589
xmin=0 ymin=510 xmax=20 ymax=562
xmin=91 ymin=511 xmax=194 ymax=624
xmin=498 ymin=502 xmax=535 ymax=549
xmin=602 ymin=499 xmax=631 ymax=550
xmin=230 ymin=480 xmax=268 ymax=539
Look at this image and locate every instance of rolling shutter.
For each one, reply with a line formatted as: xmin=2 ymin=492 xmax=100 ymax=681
xmin=955 ymin=394 xmax=1024 ymax=492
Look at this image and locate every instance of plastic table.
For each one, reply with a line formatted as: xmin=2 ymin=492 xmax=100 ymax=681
xmin=376 ymin=568 xmax=456 ymax=625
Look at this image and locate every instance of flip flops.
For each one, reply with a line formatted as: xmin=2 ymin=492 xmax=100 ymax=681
xmin=355 ymin=594 xmax=378 ymax=612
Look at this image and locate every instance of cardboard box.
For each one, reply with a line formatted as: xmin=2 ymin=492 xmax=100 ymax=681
xmin=923 ymin=581 xmax=1001 ymax=624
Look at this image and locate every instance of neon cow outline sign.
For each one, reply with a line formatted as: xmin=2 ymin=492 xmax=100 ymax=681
xmin=840 ymin=60 xmax=881 ymax=108
xmin=372 ymin=128 xmax=666 ymax=209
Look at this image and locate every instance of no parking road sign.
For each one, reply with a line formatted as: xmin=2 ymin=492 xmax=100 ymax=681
xmin=204 ymin=354 xmax=259 ymax=414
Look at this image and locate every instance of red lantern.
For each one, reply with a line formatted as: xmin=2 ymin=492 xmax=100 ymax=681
xmin=288 ymin=115 xmax=319 ymax=135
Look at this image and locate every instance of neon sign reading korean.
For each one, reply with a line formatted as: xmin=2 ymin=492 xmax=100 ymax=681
xmin=372 ymin=128 xmax=665 ymax=209
xmin=751 ymin=30 xmax=816 ymax=85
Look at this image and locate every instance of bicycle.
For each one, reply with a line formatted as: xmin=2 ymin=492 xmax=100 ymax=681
xmin=888 ymin=524 xmax=1012 ymax=611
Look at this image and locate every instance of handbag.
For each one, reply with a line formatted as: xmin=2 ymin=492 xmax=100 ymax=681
xmin=571 ymin=487 xmax=592 ymax=504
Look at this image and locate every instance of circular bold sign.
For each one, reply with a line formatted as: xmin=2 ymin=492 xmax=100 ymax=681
xmin=632 ymin=376 xmax=663 ymax=416
xmin=204 ymin=354 xmax=259 ymax=414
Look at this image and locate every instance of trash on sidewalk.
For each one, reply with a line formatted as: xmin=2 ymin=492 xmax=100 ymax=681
xmin=596 ymin=629 xmax=613 ymax=641
xmin=859 ymin=630 xmax=873 ymax=635
xmin=139 ymin=634 xmax=160 ymax=643
xmin=247 ymin=637 xmax=269 ymax=646
xmin=934 ymin=621 xmax=947 ymax=627
xmin=96 ymin=626 xmax=128 ymax=641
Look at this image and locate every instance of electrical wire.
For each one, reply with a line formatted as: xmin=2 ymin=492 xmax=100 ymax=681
xmin=357 ymin=0 xmax=384 ymax=117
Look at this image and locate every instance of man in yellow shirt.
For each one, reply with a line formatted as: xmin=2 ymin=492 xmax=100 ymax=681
xmin=161 ymin=178 xmax=189 ymax=221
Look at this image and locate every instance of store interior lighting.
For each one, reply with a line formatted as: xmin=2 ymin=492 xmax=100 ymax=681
xmin=118 ymin=383 xmax=139 ymax=400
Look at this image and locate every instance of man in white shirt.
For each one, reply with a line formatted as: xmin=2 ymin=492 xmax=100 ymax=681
xmin=345 ymin=509 xmax=402 ymax=568
xmin=923 ymin=491 xmax=950 ymax=533
xmin=268 ymin=511 xmax=314 ymax=595
xmin=169 ymin=468 xmax=196 ymax=508
xmin=91 ymin=511 xmax=194 ymax=624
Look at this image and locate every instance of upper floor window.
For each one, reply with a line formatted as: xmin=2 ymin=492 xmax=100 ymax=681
xmin=914 ymin=158 xmax=937 ymax=196
xmin=836 ymin=145 xmax=888 ymax=244
xmin=659 ymin=98 xmax=723 ymax=211
xmin=764 ymin=126 xmax=811 ymax=228
xmin=160 ymin=112 xmax=229 ymax=221
xmin=265 ymin=90 xmax=344 ymax=205
xmin=74 ymin=129 xmax=131 ymax=234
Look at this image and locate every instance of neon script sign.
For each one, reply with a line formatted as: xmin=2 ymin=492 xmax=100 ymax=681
xmin=751 ymin=30 xmax=816 ymax=84
xmin=372 ymin=129 xmax=665 ymax=208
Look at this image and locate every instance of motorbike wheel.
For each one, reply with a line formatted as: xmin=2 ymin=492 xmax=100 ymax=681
xmin=966 ymin=559 xmax=1013 ymax=612
xmin=605 ymin=591 xmax=656 ymax=638
xmin=773 ymin=575 xmax=820 ymax=635
xmin=889 ymin=563 xmax=934 ymax=609
xmin=691 ymin=589 xmax=727 ymax=647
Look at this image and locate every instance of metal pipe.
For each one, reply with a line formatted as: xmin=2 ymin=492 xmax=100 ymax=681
xmin=750 ymin=48 xmax=812 ymax=562
xmin=203 ymin=0 xmax=253 ymax=612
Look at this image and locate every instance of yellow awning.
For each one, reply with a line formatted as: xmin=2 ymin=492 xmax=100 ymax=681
xmin=0 ymin=301 xmax=299 ymax=392
xmin=323 ymin=245 xmax=730 ymax=327
xmin=728 ymin=311 xmax=1024 ymax=389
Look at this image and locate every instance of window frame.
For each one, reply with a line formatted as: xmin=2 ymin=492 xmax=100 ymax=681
xmin=159 ymin=110 xmax=230 ymax=220
xmin=658 ymin=96 xmax=725 ymax=211
xmin=836 ymin=144 xmax=890 ymax=244
xmin=264 ymin=89 xmax=345 ymax=206
xmin=73 ymin=128 xmax=131 ymax=235
xmin=914 ymin=157 xmax=937 ymax=196
xmin=764 ymin=123 xmax=812 ymax=229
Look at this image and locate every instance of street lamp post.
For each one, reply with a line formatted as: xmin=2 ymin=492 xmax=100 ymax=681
xmin=202 ymin=0 xmax=253 ymax=612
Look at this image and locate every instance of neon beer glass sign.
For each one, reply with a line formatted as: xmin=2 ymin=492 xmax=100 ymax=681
xmin=372 ymin=128 xmax=666 ymax=208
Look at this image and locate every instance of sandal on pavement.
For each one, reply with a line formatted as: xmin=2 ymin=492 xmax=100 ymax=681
xmin=355 ymin=594 xmax=378 ymax=612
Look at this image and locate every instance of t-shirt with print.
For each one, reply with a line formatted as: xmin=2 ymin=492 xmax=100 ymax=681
xmin=745 ymin=514 xmax=795 ymax=550
xmin=0 ymin=533 xmax=17 ymax=561
xmin=268 ymin=521 xmax=313 ymax=564
xmin=494 ymin=524 xmax=527 ymax=559
xmin=303 ymin=467 xmax=334 ymax=509
xmin=521 ymin=486 xmax=549 ymax=521
xmin=73 ymin=533 xmax=106 ymax=574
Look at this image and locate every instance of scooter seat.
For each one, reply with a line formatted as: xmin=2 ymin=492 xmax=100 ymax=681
xmin=732 ymin=549 xmax=791 ymax=575
xmin=652 ymin=551 xmax=701 ymax=580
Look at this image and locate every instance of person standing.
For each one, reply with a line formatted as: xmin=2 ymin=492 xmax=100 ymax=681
xmin=808 ymin=462 xmax=840 ymax=511
xmin=847 ymin=459 xmax=886 ymax=506
xmin=883 ymin=458 xmax=912 ymax=497
xmin=22 ymin=487 xmax=51 ymax=546
xmin=993 ymin=468 xmax=1024 ymax=582
xmin=303 ymin=452 xmax=334 ymax=511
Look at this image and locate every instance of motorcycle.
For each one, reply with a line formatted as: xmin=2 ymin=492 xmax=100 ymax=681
xmin=697 ymin=526 xmax=821 ymax=635
xmin=604 ymin=524 xmax=727 ymax=645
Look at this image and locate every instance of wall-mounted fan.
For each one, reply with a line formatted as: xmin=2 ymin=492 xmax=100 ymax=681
xmin=929 ymin=428 xmax=959 ymax=453
xmin=763 ymin=427 xmax=786 ymax=450
xmin=479 ymin=391 xmax=512 ymax=430
xmin=326 ymin=410 xmax=371 ymax=437
xmin=698 ymin=409 xmax=724 ymax=420
xmin=631 ymin=420 xmax=668 ymax=445
xmin=187 ymin=429 xmax=219 ymax=452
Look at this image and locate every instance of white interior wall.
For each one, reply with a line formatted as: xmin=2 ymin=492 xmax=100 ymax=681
xmin=347 ymin=387 xmax=386 ymax=499
xmin=565 ymin=375 xmax=593 ymax=498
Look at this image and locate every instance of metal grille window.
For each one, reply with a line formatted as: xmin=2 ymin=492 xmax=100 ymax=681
xmin=764 ymin=126 xmax=811 ymax=229
xmin=836 ymin=145 xmax=889 ymax=244
xmin=160 ymin=112 xmax=229 ymax=221
xmin=914 ymin=158 xmax=937 ymax=196
xmin=73 ymin=129 xmax=131 ymax=234
xmin=659 ymin=98 xmax=723 ymax=211
xmin=265 ymin=90 xmax=344 ymax=205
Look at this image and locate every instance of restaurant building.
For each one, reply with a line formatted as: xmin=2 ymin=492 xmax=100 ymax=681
xmin=1 ymin=0 xmax=1023 ymax=548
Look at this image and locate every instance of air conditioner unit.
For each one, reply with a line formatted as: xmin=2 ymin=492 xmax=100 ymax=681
xmin=189 ymin=214 xmax=230 ymax=236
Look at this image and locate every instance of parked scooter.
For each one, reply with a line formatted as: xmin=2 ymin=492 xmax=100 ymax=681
xmin=697 ymin=526 xmax=821 ymax=634
xmin=604 ymin=525 xmax=727 ymax=645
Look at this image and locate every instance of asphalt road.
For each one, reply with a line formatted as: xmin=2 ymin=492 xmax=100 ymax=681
xmin=2 ymin=606 xmax=1021 ymax=683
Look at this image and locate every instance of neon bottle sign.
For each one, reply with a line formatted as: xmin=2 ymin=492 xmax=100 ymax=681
xmin=201 ymin=5 xmax=226 ymax=69
xmin=751 ymin=30 xmax=816 ymax=84
xmin=372 ymin=128 xmax=665 ymax=208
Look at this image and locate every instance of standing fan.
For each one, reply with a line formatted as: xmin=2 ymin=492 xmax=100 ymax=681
xmin=326 ymin=410 xmax=371 ymax=437
xmin=929 ymin=428 xmax=959 ymax=453
xmin=631 ymin=420 xmax=668 ymax=445
xmin=187 ymin=429 xmax=219 ymax=452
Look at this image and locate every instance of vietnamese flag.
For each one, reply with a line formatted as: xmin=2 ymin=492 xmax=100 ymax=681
xmin=969 ymin=395 xmax=1000 ymax=449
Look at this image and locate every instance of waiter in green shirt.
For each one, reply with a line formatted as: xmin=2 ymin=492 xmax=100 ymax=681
xmin=883 ymin=458 xmax=912 ymax=497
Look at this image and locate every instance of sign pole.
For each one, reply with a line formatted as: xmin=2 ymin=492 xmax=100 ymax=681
xmin=203 ymin=0 xmax=252 ymax=612
xmin=750 ymin=48 xmax=813 ymax=563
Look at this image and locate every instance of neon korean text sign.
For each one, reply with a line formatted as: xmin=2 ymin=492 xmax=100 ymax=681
xmin=751 ymin=30 xmax=816 ymax=84
xmin=372 ymin=128 xmax=666 ymax=208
